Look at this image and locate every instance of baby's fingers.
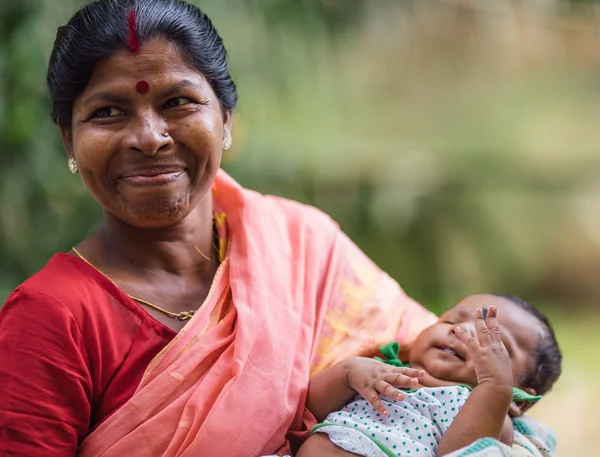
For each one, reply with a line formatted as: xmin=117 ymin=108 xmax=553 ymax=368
xmin=453 ymin=325 xmax=480 ymax=353
xmin=359 ymin=387 xmax=393 ymax=416
xmin=391 ymin=367 xmax=424 ymax=380
xmin=384 ymin=370 xmax=423 ymax=390
xmin=473 ymin=307 xmax=493 ymax=346
xmin=486 ymin=305 xmax=502 ymax=344
xmin=376 ymin=379 xmax=406 ymax=403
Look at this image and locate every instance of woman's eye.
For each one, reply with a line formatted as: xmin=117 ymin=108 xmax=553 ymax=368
xmin=164 ymin=97 xmax=192 ymax=108
xmin=92 ymin=107 xmax=122 ymax=118
xmin=442 ymin=320 xmax=455 ymax=325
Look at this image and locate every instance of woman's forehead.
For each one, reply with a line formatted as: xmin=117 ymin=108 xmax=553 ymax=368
xmin=85 ymin=40 xmax=204 ymax=92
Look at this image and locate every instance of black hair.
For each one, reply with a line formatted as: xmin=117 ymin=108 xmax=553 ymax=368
xmin=47 ymin=0 xmax=237 ymax=128
xmin=493 ymin=294 xmax=562 ymax=396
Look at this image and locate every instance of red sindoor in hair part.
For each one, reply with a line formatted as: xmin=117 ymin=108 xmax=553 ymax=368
xmin=127 ymin=10 xmax=140 ymax=53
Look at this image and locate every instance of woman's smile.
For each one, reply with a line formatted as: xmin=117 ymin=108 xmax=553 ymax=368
xmin=118 ymin=166 xmax=187 ymax=187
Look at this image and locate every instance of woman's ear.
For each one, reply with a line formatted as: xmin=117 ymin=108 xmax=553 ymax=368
xmin=59 ymin=124 xmax=74 ymax=160
xmin=223 ymin=109 xmax=233 ymax=141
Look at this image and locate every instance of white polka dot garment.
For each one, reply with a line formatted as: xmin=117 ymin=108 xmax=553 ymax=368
xmin=313 ymin=386 xmax=471 ymax=457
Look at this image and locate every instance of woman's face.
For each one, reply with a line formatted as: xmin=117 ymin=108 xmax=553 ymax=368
xmin=62 ymin=39 xmax=232 ymax=228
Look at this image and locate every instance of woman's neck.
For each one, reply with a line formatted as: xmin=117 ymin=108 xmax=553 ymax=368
xmin=83 ymin=197 xmax=217 ymax=279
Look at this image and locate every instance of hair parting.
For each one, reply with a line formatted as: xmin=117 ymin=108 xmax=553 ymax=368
xmin=127 ymin=9 xmax=140 ymax=53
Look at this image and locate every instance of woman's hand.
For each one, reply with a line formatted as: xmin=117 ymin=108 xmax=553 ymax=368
xmin=345 ymin=357 xmax=424 ymax=416
xmin=453 ymin=306 xmax=513 ymax=390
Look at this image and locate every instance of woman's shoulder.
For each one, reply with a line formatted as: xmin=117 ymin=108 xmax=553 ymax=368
xmin=13 ymin=252 xmax=104 ymax=293
xmin=0 ymin=254 xmax=110 ymax=363
xmin=2 ymin=253 xmax=124 ymax=323
xmin=217 ymin=170 xmax=341 ymax=235
xmin=247 ymin=190 xmax=340 ymax=233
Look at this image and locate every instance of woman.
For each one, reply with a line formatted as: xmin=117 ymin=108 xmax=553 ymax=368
xmin=0 ymin=1 xmax=436 ymax=456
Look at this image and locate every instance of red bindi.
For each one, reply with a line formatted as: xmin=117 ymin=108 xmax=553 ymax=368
xmin=136 ymin=80 xmax=150 ymax=94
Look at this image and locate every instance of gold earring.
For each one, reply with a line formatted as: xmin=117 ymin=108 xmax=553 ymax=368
xmin=223 ymin=136 xmax=232 ymax=151
xmin=68 ymin=157 xmax=79 ymax=174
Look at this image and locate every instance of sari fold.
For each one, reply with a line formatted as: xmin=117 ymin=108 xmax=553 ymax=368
xmin=78 ymin=170 xmax=436 ymax=457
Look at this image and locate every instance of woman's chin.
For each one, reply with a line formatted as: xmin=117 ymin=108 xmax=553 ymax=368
xmin=114 ymin=196 xmax=193 ymax=229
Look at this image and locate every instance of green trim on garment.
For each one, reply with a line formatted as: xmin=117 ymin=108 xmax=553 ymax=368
xmin=456 ymin=385 xmax=541 ymax=402
xmin=374 ymin=341 xmax=410 ymax=367
xmin=312 ymin=423 xmax=396 ymax=457
xmin=512 ymin=386 xmax=542 ymax=402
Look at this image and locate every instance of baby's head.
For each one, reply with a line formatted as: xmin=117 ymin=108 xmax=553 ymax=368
xmin=409 ymin=294 xmax=561 ymax=407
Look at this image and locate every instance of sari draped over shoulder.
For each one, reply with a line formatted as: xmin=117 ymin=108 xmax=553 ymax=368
xmin=78 ymin=170 xmax=436 ymax=457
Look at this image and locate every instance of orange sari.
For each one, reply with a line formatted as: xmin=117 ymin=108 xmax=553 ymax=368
xmin=78 ymin=170 xmax=436 ymax=457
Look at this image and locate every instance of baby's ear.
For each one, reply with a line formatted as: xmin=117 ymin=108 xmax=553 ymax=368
xmin=509 ymin=387 xmax=538 ymax=416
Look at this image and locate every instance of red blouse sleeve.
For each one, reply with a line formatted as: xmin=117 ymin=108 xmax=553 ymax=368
xmin=0 ymin=286 xmax=92 ymax=457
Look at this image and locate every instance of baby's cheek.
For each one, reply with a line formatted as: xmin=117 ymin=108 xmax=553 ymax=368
xmin=430 ymin=359 xmax=474 ymax=385
xmin=428 ymin=360 xmax=452 ymax=378
xmin=510 ymin=365 xmax=522 ymax=386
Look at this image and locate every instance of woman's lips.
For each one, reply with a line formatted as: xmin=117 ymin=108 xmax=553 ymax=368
xmin=119 ymin=167 xmax=186 ymax=186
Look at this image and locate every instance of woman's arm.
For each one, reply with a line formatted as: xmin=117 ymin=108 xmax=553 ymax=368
xmin=438 ymin=306 xmax=514 ymax=456
xmin=0 ymin=287 xmax=92 ymax=456
xmin=306 ymin=356 xmax=423 ymax=421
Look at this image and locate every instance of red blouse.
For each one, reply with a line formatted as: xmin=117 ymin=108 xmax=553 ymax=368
xmin=0 ymin=254 xmax=177 ymax=456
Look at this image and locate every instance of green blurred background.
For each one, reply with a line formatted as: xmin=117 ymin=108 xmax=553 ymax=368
xmin=1 ymin=0 xmax=598 ymax=455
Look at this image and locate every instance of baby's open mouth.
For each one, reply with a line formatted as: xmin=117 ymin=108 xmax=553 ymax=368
xmin=441 ymin=346 xmax=464 ymax=361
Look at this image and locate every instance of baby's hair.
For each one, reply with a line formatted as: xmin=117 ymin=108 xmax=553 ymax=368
xmin=493 ymin=294 xmax=562 ymax=395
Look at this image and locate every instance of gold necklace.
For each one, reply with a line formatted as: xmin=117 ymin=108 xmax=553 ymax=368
xmin=71 ymin=244 xmax=217 ymax=321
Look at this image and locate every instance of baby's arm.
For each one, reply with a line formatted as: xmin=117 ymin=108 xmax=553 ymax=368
xmin=306 ymin=358 xmax=358 ymax=422
xmin=296 ymin=433 xmax=360 ymax=457
xmin=306 ymin=357 xmax=424 ymax=421
xmin=302 ymin=360 xmax=423 ymax=457
xmin=438 ymin=306 xmax=515 ymax=456
xmin=499 ymin=414 xmax=515 ymax=446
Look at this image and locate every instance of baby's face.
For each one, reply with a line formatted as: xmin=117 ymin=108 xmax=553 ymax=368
xmin=408 ymin=294 xmax=543 ymax=390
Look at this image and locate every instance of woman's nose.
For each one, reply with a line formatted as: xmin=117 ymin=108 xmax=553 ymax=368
xmin=126 ymin=111 xmax=172 ymax=155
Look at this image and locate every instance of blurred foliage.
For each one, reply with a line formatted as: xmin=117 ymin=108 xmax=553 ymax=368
xmin=1 ymin=0 xmax=600 ymax=312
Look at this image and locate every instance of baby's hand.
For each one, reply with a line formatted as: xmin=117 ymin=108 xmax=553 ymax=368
xmin=453 ymin=306 xmax=513 ymax=389
xmin=346 ymin=357 xmax=424 ymax=416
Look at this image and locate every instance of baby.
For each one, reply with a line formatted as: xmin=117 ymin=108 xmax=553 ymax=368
xmin=298 ymin=294 xmax=562 ymax=457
